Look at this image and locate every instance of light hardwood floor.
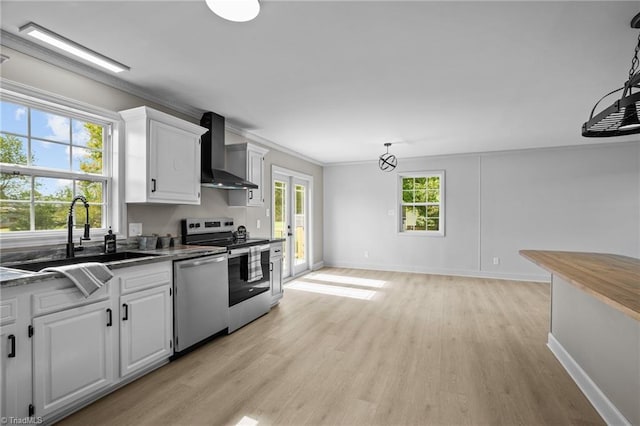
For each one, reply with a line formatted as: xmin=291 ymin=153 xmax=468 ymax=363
xmin=59 ymin=268 xmax=604 ymax=426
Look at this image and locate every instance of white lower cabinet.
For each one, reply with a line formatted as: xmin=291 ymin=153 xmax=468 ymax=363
xmin=1 ymin=323 xmax=31 ymax=420
xmin=270 ymin=242 xmax=284 ymax=306
xmin=120 ymin=285 xmax=172 ymax=378
xmin=1 ymin=291 xmax=32 ymax=421
xmin=2 ymin=261 xmax=175 ymax=422
xmin=33 ymin=299 xmax=115 ymax=417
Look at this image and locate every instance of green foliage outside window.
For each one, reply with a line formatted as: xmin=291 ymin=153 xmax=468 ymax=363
xmin=400 ymin=175 xmax=442 ymax=232
xmin=0 ymin=102 xmax=105 ymax=233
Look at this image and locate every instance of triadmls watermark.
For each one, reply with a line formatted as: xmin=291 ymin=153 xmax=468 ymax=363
xmin=1 ymin=417 xmax=44 ymax=425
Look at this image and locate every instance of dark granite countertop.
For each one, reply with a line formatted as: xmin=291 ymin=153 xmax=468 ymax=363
xmin=0 ymin=245 xmax=225 ymax=288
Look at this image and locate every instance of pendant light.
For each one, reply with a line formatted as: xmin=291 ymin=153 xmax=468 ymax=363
xmin=205 ymin=0 xmax=260 ymax=22
xmin=619 ymin=102 xmax=640 ymax=130
xmin=582 ymin=14 xmax=640 ymax=137
xmin=379 ymin=143 xmax=397 ymax=172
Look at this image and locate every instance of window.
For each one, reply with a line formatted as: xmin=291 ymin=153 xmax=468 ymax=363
xmin=399 ymin=171 xmax=444 ymax=236
xmin=0 ymin=88 xmax=120 ymax=244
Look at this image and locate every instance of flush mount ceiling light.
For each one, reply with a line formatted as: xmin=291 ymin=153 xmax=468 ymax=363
xmin=19 ymin=22 xmax=130 ymax=73
xmin=378 ymin=143 xmax=397 ymax=172
xmin=205 ymin=0 xmax=260 ymax=22
xmin=582 ymin=13 xmax=640 ymax=137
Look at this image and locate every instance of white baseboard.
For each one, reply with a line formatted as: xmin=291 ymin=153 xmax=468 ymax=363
xmin=322 ymin=260 xmax=549 ymax=283
xmin=547 ymin=333 xmax=631 ymax=426
xmin=312 ymin=261 xmax=324 ymax=271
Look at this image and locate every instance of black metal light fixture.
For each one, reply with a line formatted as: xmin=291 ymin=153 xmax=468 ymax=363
xmin=582 ymin=13 xmax=640 ymax=137
xmin=379 ymin=143 xmax=397 ymax=172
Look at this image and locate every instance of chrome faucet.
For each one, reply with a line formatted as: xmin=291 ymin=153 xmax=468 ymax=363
xmin=66 ymin=195 xmax=91 ymax=258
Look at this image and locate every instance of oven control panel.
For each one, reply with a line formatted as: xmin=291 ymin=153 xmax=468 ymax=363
xmin=182 ymin=217 xmax=235 ymax=235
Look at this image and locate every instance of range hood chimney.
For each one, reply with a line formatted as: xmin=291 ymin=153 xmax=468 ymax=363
xmin=200 ymin=112 xmax=258 ymax=189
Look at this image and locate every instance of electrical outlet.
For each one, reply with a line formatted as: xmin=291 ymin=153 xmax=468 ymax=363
xmin=364 ymin=250 xmax=369 ymax=258
xmin=129 ymin=223 xmax=142 ymax=236
xmin=257 ymin=219 xmax=261 ymax=229
xmin=493 ymin=257 xmax=500 ymax=265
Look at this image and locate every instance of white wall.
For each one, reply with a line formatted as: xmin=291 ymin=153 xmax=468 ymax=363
xmin=323 ymin=142 xmax=640 ymax=281
xmin=1 ymin=47 xmax=323 ymax=265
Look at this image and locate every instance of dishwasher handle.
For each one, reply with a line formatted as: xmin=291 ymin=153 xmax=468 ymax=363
xmin=177 ymin=255 xmax=227 ymax=269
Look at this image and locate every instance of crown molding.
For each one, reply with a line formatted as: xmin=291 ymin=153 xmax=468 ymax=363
xmin=1 ymin=29 xmax=326 ymax=167
xmin=0 ymin=29 xmax=203 ymax=119
xmin=225 ymin=122 xmax=325 ymax=167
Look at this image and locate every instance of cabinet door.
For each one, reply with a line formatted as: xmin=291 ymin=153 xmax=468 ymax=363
xmin=149 ymin=119 xmax=201 ymax=204
xmin=120 ymin=286 xmax=172 ymax=378
xmin=1 ymin=324 xmax=31 ymax=420
xmin=33 ymin=300 xmax=115 ymax=417
xmin=247 ymin=149 xmax=264 ymax=206
xmin=271 ymin=256 xmax=283 ymax=305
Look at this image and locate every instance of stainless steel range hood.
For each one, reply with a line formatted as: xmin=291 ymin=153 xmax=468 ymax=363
xmin=200 ymin=112 xmax=258 ymax=189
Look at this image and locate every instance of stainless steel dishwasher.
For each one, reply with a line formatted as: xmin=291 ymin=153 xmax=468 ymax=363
xmin=173 ymin=253 xmax=228 ymax=353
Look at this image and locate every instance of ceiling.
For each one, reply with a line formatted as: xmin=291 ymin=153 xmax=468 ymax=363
xmin=1 ymin=1 xmax=639 ymax=164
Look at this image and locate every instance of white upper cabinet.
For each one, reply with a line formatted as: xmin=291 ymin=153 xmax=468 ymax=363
xmin=120 ymin=106 xmax=207 ymax=205
xmin=227 ymin=143 xmax=269 ymax=207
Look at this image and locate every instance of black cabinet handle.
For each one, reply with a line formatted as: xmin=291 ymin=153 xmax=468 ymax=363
xmin=8 ymin=334 xmax=15 ymax=358
xmin=270 ymin=262 xmax=273 ymax=272
xmin=106 ymin=308 xmax=112 ymax=327
xmin=151 ymin=178 xmax=157 ymax=193
xmin=248 ymin=190 xmax=253 ymax=200
xmin=122 ymin=303 xmax=129 ymax=321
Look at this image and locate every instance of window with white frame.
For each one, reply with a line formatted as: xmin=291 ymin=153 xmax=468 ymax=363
xmin=399 ymin=171 xmax=444 ymax=235
xmin=0 ymin=93 xmax=116 ymax=238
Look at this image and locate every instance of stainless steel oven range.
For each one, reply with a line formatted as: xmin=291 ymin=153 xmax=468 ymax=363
xmin=181 ymin=218 xmax=272 ymax=333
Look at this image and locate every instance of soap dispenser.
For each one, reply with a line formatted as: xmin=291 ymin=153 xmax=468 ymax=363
xmin=104 ymin=227 xmax=117 ymax=254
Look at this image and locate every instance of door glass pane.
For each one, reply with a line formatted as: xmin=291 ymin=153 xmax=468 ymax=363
xmin=295 ymin=184 xmax=305 ymax=266
xmin=274 ymin=179 xmax=288 ymax=269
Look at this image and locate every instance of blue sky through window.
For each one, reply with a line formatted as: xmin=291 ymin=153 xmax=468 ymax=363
xmin=1 ymin=101 xmax=27 ymax=134
xmin=1 ymin=100 xmax=103 ymax=199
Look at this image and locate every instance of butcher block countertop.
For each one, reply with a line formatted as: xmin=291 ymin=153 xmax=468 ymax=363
xmin=520 ymin=250 xmax=640 ymax=321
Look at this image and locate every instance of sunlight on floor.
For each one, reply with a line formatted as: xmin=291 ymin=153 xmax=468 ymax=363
xmin=305 ymin=272 xmax=387 ymax=288
xmin=286 ymin=280 xmax=377 ymax=300
xmin=235 ymin=416 xmax=259 ymax=426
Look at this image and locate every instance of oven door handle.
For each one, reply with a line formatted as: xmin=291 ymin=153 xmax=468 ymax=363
xmin=229 ymin=245 xmax=270 ymax=258
xmin=178 ymin=255 xmax=227 ymax=268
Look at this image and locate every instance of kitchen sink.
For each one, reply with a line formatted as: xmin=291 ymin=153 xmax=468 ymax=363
xmin=2 ymin=251 xmax=163 ymax=272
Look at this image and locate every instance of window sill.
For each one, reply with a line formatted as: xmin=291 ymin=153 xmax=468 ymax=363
xmin=0 ymin=228 xmax=122 ymax=250
xmin=397 ymin=230 xmax=445 ymax=237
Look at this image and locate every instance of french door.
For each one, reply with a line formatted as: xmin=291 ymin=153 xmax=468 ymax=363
xmin=272 ymin=168 xmax=311 ymax=278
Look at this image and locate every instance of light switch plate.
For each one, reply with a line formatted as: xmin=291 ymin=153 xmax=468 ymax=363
xmin=129 ymin=223 xmax=142 ymax=236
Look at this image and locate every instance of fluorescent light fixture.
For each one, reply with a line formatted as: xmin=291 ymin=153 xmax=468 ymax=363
xmin=205 ymin=0 xmax=260 ymax=22
xmin=19 ymin=22 xmax=130 ymax=73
